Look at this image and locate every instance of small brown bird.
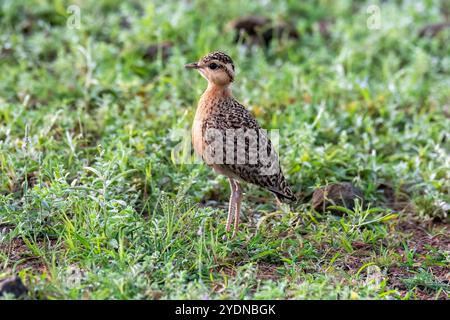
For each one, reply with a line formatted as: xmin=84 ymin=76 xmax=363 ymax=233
xmin=185 ymin=51 xmax=295 ymax=238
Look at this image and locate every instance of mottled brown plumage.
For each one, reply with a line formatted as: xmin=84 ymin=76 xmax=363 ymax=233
xmin=185 ymin=51 xmax=295 ymax=237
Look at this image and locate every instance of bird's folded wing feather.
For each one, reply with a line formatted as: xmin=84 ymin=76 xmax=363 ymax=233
xmin=201 ymin=100 xmax=294 ymax=200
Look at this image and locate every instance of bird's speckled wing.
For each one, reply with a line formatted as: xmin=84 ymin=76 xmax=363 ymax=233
xmin=201 ymin=98 xmax=295 ymax=201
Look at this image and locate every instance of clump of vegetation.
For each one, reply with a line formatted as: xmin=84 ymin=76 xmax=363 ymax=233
xmin=0 ymin=0 xmax=449 ymax=300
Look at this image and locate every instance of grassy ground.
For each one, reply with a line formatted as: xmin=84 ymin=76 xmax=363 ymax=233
xmin=0 ymin=0 xmax=449 ymax=300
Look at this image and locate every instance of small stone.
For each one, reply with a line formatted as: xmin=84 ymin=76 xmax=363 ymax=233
xmin=227 ymin=16 xmax=298 ymax=47
xmin=262 ymin=22 xmax=299 ymax=44
xmin=418 ymin=22 xmax=450 ymax=38
xmin=318 ymin=20 xmax=332 ymax=38
xmin=311 ymin=182 xmax=364 ymax=215
xmin=143 ymin=41 xmax=172 ymax=62
xmin=120 ymin=16 xmax=131 ymax=29
xmin=0 ymin=276 xmax=28 ymax=298
xmin=227 ymin=15 xmax=271 ymax=38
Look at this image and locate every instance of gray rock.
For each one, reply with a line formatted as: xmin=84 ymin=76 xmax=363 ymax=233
xmin=227 ymin=16 xmax=299 ymax=47
xmin=143 ymin=41 xmax=172 ymax=62
xmin=311 ymin=182 xmax=364 ymax=215
xmin=0 ymin=276 xmax=28 ymax=298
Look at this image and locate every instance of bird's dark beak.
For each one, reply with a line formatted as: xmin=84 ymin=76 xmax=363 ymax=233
xmin=185 ymin=62 xmax=199 ymax=69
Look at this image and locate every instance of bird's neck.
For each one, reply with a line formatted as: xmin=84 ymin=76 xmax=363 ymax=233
xmin=195 ymin=83 xmax=233 ymax=122
xmin=203 ymin=83 xmax=232 ymax=100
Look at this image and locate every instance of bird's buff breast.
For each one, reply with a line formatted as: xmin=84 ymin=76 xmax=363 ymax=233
xmin=192 ymin=108 xmax=240 ymax=180
xmin=191 ymin=94 xmax=217 ymax=159
xmin=192 ymin=91 xmax=237 ymax=178
xmin=191 ymin=116 xmax=204 ymax=157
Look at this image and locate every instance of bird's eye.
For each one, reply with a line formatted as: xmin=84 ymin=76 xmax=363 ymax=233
xmin=209 ymin=63 xmax=219 ymax=70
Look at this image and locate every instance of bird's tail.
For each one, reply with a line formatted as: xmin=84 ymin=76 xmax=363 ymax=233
xmin=272 ymin=188 xmax=297 ymax=204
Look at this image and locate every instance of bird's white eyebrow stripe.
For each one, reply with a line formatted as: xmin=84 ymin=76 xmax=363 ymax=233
xmin=223 ymin=64 xmax=234 ymax=81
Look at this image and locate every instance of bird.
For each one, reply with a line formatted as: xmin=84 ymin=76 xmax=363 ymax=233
xmin=185 ymin=51 xmax=296 ymax=238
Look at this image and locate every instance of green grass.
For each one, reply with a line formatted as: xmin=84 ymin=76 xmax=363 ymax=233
xmin=0 ymin=0 xmax=449 ymax=300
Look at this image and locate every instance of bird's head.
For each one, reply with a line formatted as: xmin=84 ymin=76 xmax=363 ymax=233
xmin=185 ymin=51 xmax=235 ymax=86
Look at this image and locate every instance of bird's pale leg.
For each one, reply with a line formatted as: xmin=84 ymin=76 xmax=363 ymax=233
xmin=226 ymin=178 xmax=236 ymax=232
xmin=232 ymin=181 xmax=242 ymax=238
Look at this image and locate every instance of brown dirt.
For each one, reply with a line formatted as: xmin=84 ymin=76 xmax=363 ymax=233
xmin=3 ymin=171 xmax=40 ymax=196
xmin=309 ymin=214 xmax=449 ymax=299
xmin=388 ymin=265 xmax=449 ymax=300
xmin=387 ymin=219 xmax=450 ymax=299
xmin=396 ymin=219 xmax=450 ymax=254
xmin=213 ymin=262 xmax=280 ymax=281
xmin=211 ymin=262 xmax=281 ymax=293
xmin=0 ymin=237 xmax=51 ymax=274
xmin=256 ymin=262 xmax=280 ymax=280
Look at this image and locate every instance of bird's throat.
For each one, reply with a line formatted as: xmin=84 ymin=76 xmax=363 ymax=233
xmin=204 ymin=82 xmax=232 ymax=99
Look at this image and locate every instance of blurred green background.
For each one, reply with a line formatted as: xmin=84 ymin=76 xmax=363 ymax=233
xmin=0 ymin=0 xmax=449 ymax=299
